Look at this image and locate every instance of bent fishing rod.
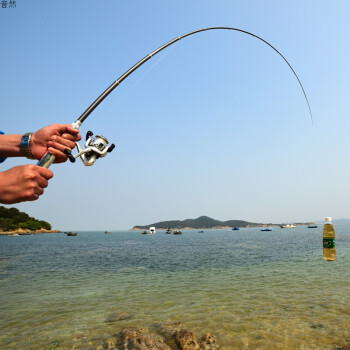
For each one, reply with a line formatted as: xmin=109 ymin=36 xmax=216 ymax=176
xmin=37 ymin=26 xmax=313 ymax=169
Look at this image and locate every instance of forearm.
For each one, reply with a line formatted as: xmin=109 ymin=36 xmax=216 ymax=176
xmin=0 ymin=134 xmax=23 ymax=158
xmin=0 ymin=124 xmax=81 ymax=163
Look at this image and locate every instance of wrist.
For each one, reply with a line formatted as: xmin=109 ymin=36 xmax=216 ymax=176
xmin=20 ymin=133 xmax=34 ymax=159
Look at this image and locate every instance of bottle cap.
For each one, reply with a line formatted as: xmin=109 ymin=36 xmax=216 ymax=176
xmin=325 ymin=217 xmax=332 ymax=222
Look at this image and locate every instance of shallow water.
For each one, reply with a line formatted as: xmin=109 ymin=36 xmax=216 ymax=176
xmin=1 ymin=223 xmax=350 ymax=349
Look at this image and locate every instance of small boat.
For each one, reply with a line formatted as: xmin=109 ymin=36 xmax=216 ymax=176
xmin=149 ymin=227 xmax=156 ymax=234
xmin=173 ymin=230 xmax=182 ymax=235
xmin=105 ymin=231 xmax=111 ymax=234
xmin=141 ymin=231 xmax=147 ymax=235
xmin=232 ymin=227 xmax=240 ymax=231
xmin=308 ymin=225 xmax=318 ymax=228
xmin=165 ymin=228 xmax=172 ymax=234
xmin=198 ymin=230 xmax=204 ymax=233
xmin=65 ymin=232 xmax=78 ymax=236
xmin=280 ymin=224 xmax=296 ymax=229
xmin=8 ymin=233 xmax=19 ymax=237
xmin=260 ymin=228 xmax=272 ymax=232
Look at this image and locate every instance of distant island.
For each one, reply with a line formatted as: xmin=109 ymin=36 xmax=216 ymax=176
xmin=132 ymin=215 xmax=315 ymax=230
xmin=0 ymin=205 xmax=59 ymax=235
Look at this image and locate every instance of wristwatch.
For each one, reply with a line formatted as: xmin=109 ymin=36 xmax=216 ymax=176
xmin=21 ymin=133 xmax=34 ymax=159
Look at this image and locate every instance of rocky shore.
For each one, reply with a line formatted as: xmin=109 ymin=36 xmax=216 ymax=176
xmin=131 ymin=226 xmax=231 ymax=231
xmin=0 ymin=229 xmax=61 ymax=235
xmin=73 ymin=321 xmax=350 ymax=350
xmin=81 ymin=319 xmax=350 ymax=350
xmin=92 ymin=322 xmax=218 ymax=350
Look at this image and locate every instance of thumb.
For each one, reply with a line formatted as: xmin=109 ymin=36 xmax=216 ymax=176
xmin=55 ymin=124 xmax=80 ymax=135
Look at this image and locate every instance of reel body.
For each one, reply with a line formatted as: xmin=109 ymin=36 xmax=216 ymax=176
xmin=65 ymin=131 xmax=115 ymax=166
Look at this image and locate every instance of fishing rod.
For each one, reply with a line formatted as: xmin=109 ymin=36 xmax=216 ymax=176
xmin=37 ymin=26 xmax=313 ymax=168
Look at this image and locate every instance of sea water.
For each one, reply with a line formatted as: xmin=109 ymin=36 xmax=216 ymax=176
xmin=1 ymin=223 xmax=350 ymax=349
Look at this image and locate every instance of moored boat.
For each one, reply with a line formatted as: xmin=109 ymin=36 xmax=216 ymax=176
xmin=260 ymin=228 xmax=272 ymax=232
xmin=65 ymin=232 xmax=78 ymax=236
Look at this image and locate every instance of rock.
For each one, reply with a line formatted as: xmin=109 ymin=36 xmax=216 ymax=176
xmin=173 ymin=329 xmax=200 ymax=350
xmin=199 ymin=333 xmax=218 ymax=350
xmin=90 ymin=322 xmax=219 ymax=350
xmin=118 ymin=327 xmax=171 ymax=350
xmin=334 ymin=344 xmax=350 ymax=350
xmin=105 ymin=338 xmax=117 ymax=349
xmin=157 ymin=322 xmax=218 ymax=350
xmin=158 ymin=324 xmax=200 ymax=350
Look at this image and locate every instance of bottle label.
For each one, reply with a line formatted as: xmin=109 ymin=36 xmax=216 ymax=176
xmin=323 ymin=238 xmax=335 ymax=248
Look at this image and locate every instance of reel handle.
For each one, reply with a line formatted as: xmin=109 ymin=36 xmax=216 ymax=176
xmin=107 ymin=144 xmax=115 ymax=153
xmin=64 ymin=149 xmax=76 ymax=163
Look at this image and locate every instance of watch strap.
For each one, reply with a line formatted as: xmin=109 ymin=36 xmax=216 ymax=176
xmin=21 ymin=133 xmax=34 ymax=159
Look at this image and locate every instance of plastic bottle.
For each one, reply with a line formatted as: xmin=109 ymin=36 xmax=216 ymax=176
xmin=323 ymin=217 xmax=336 ymax=261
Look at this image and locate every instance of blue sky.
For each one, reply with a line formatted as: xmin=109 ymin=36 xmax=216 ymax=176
xmin=1 ymin=1 xmax=350 ymax=230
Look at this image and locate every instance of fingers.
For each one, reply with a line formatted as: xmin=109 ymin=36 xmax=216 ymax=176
xmin=14 ymin=165 xmax=53 ymax=203
xmin=0 ymin=165 xmax=53 ymax=204
xmin=47 ymin=134 xmax=78 ymax=163
xmin=36 ymin=167 xmax=53 ymax=189
xmin=47 ymin=141 xmax=75 ymax=163
xmin=49 ymin=123 xmax=78 ymax=133
xmin=31 ymin=124 xmax=81 ymax=161
xmin=47 ymin=135 xmax=77 ymax=151
xmin=28 ymin=166 xmax=52 ymax=200
xmin=28 ymin=194 xmax=40 ymax=202
xmin=50 ymin=124 xmax=81 ymax=139
xmin=36 ymin=165 xmax=53 ymax=179
xmin=61 ymin=133 xmax=79 ymax=141
xmin=47 ymin=147 xmax=69 ymax=163
xmin=45 ymin=126 xmax=81 ymax=163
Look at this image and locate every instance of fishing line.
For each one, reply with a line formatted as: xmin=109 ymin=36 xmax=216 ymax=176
xmin=103 ymin=41 xmax=179 ymax=118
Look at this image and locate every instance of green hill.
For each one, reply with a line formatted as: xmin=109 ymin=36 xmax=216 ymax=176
xmin=133 ymin=215 xmax=263 ymax=230
xmin=0 ymin=206 xmax=52 ymax=232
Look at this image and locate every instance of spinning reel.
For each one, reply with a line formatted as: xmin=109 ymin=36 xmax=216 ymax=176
xmin=64 ymin=130 xmax=115 ymax=166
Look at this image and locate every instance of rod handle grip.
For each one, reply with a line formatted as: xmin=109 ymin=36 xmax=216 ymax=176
xmin=36 ymin=152 xmax=56 ymax=168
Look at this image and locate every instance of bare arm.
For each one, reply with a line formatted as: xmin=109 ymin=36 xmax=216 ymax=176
xmin=0 ymin=124 xmax=81 ymax=204
xmin=0 ymin=124 xmax=81 ymax=163
xmin=0 ymin=134 xmax=22 ymax=158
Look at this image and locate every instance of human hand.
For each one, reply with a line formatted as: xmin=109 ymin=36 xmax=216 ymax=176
xmin=0 ymin=165 xmax=53 ymax=204
xmin=31 ymin=124 xmax=81 ymax=163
